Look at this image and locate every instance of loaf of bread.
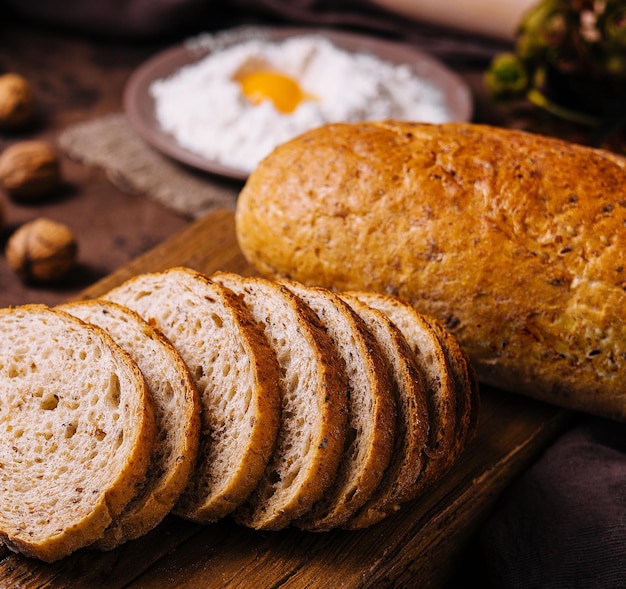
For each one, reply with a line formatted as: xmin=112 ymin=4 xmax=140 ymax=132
xmin=235 ymin=121 xmax=626 ymax=422
xmin=0 ymin=305 xmax=156 ymax=562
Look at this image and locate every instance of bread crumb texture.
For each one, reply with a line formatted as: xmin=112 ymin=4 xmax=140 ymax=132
xmin=0 ymin=305 xmax=153 ymax=562
xmin=0 ymin=268 xmax=477 ymax=561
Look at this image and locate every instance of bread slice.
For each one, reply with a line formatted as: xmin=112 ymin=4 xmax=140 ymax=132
xmin=211 ymin=272 xmax=348 ymax=530
xmin=345 ymin=292 xmax=459 ymax=500
xmin=0 ymin=304 xmax=155 ymax=562
xmin=277 ymin=280 xmax=396 ymax=532
xmin=355 ymin=294 xmax=477 ymax=464
xmin=102 ymin=267 xmax=281 ymax=523
xmin=58 ymin=299 xmax=201 ymax=549
xmin=337 ymin=294 xmax=430 ymax=529
xmin=360 ymin=296 xmax=479 ymax=472
xmin=421 ymin=315 xmax=480 ymax=456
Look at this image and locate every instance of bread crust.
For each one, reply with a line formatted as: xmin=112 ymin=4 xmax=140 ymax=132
xmin=0 ymin=305 xmax=155 ymax=562
xmin=235 ymin=120 xmax=626 ymax=421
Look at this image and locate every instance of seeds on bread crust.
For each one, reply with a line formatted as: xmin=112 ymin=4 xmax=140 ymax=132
xmin=58 ymin=299 xmax=202 ymax=549
xmin=0 ymin=305 xmax=155 ymax=562
xmin=103 ymin=267 xmax=282 ymax=523
xmin=235 ymin=120 xmax=626 ymax=422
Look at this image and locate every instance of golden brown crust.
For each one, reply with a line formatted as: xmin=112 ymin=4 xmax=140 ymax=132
xmin=236 ymin=120 xmax=626 ymax=422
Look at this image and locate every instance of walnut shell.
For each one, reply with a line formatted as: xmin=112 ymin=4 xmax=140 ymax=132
xmin=5 ymin=217 xmax=78 ymax=284
xmin=0 ymin=141 xmax=61 ymax=200
xmin=0 ymin=73 xmax=35 ymax=130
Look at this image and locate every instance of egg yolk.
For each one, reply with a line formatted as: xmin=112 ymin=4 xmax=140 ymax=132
xmin=239 ymin=70 xmax=313 ymax=114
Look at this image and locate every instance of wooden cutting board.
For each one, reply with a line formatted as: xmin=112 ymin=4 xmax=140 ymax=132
xmin=0 ymin=209 xmax=574 ymax=588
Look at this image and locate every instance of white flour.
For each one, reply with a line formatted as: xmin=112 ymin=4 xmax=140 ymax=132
xmin=150 ymin=30 xmax=452 ymax=174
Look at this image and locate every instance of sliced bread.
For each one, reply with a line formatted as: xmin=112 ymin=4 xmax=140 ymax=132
xmin=58 ymin=299 xmax=201 ymax=549
xmin=211 ymin=272 xmax=348 ymax=531
xmin=345 ymin=292 xmax=459 ymax=500
xmin=278 ymin=280 xmax=397 ymax=532
xmin=337 ymin=294 xmax=430 ymax=529
xmin=102 ymin=267 xmax=281 ymax=523
xmin=0 ymin=304 xmax=155 ymax=562
xmin=421 ymin=314 xmax=480 ymax=457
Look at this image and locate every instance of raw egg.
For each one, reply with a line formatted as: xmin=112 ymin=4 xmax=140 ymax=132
xmin=238 ymin=70 xmax=315 ymax=114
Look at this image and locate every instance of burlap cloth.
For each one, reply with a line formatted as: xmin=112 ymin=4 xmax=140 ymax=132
xmin=58 ymin=112 xmax=240 ymax=219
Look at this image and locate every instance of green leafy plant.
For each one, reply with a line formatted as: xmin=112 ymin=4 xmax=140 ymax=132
xmin=485 ymin=0 xmax=626 ymax=140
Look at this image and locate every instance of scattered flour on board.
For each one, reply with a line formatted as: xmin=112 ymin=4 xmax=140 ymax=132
xmin=150 ymin=29 xmax=453 ymax=174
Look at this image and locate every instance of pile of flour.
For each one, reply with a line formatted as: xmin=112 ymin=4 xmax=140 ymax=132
xmin=150 ymin=31 xmax=452 ymax=174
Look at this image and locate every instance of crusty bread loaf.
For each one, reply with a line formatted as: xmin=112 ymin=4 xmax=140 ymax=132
xmin=102 ymin=267 xmax=282 ymax=523
xmin=335 ymin=295 xmax=430 ymax=529
xmin=278 ymin=280 xmax=397 ymax=532
xmin=211 ymin=272 xmax=348 ymax=530
xmin=234 ymin=120 xmax=626 ymax=422
xmin=0 ymin=304 xmax=155 ymax=562
xmin=58 ymin=299 xmax=201 ymax=549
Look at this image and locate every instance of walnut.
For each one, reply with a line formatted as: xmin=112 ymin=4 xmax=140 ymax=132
xmin=5 ymin=217 xmax=78 ymax=284
xmin=0 ymin=73 xmax=35 ymax=130
xmin=0 ymin=141 xmax=61 ymax=200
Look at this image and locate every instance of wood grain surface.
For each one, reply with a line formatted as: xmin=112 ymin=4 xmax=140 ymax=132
xmin=0 ymin=209 xmax=574 ymax=588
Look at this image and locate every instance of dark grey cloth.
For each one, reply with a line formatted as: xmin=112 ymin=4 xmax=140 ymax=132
xmin=479 ymin=417 xmax=626 ymax=589
xmin=2 ymin=0 xmax=208 ymax=37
